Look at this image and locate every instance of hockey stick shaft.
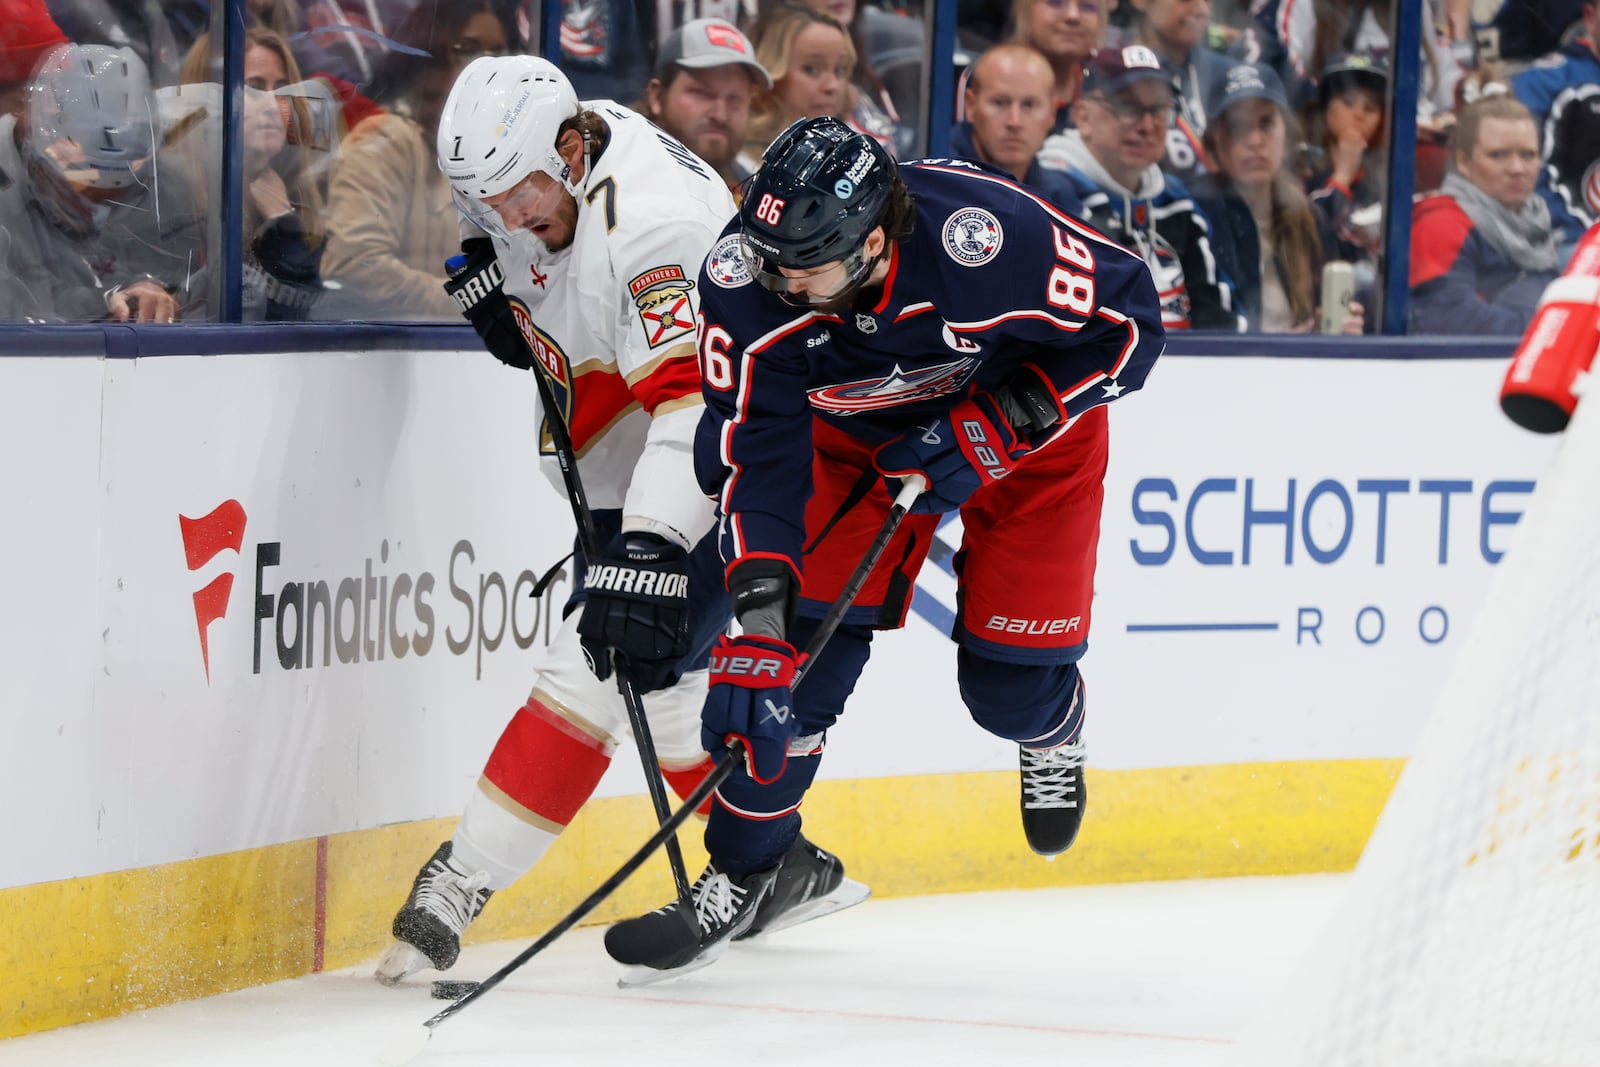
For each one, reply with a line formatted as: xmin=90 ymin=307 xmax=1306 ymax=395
xmin=525 ymin=364 xmax=694 ymax=909
xmin=418 ymin=473 xmax=926 ymax=1034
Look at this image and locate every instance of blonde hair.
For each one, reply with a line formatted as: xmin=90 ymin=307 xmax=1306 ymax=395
xmin=173 ymin=28 xmax=326 ymax=248
xmin=1450 ymin=93 xmax=1535 ymax=162
xmin=745 ymin=4 xmax=856 ymax=152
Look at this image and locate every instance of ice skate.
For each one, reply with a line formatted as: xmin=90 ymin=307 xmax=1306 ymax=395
xmin=374 ymin=841 xmax=494 ymax=985
xmin=604 ymin=861 xmax=777 ymax=986
xmin=734 ymin=833 xmax=870 ymax=940
xmin=1019 ymin=738 xmax=1087 ymax=857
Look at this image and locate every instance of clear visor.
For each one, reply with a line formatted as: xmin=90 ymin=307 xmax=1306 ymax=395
xmin=738 ymin=236 xmax=873 ymax=306
xmin=451 ymin=152 xmax=573 ymax=240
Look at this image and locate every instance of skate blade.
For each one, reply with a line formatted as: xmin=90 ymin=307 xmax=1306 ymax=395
xmin=615 ymin=942 xmax=728 ymax=988
xmin=374 ymin=942 xmax=427 ymax=987
xmin=746 ymin=877 xmax=872 ymax=940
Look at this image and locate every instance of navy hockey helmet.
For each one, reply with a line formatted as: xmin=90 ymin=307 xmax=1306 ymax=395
xmin=739 ymin=117 xmax=895 ymax=292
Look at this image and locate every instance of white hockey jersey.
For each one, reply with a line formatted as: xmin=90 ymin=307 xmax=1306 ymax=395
xmin=488 ymin=101 xmax=737 ymax=550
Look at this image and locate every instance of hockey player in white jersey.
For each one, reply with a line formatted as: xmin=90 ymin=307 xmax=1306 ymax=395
xmin=376 ymin=55 xmax=865 ymax=985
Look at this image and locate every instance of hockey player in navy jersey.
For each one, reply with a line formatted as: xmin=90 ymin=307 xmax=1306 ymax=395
xmin=603 ymin=116 xmax=1165 ymax=977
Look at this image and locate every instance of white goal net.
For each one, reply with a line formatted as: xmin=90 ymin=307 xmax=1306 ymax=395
xmin=1233 ymin=391 xmax=1600 ymax=1067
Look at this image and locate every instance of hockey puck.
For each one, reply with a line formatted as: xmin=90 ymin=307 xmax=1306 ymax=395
xmin=431 ymin=980 xmax=480 ymax=1000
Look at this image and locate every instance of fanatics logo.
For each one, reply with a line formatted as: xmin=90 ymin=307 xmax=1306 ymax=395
xmin=179 ymin=499 xmax=248 ymax=682
xmin=942 ymin=208 xmax=1003 ymax=266
xmin=706 ymin=233 xmax=752 ymax=288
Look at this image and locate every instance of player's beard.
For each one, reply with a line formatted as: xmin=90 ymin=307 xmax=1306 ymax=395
xmin=535 ymin=194 xmax=581 ymax=253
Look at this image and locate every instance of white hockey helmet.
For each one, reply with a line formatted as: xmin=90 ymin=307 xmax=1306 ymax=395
xmin=437 ymin=55 xmax=580 ymax=202
xmin=27 ymin=43 xmax=155 ymax=191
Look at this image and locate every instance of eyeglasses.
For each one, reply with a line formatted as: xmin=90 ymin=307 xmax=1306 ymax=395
xmin=1087 ymin=93 xmax=1174 ymax=126
xmin=1039 ymin=0 xmax=1102 ymax=11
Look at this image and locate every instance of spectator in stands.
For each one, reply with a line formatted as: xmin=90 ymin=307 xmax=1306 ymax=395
xmin=763 ymin=0 xmax=912 ymax=154
xmin=0 ymin=0 xmax=67 ymax=118
xmin=1243 ymin=0 xmax=1461 ymax=121
xmin=0 ymin=43 xmax=198 ymax=322
xmin=1054 ymin=44 xmax=1240 ymax=329
xmin=743 ymin=4 xmax=894 ymax=167
xmin=171 ymin=29 xmax=328 ymax=320
xmin=1192 ymin=61 xmax=1361 ymax=333
xmin=1121 ymin=0 xmax=1231 ymax=182
xmin=1511 ymin=0 xmax=1600 ymax=246
xmin=1445 ymin=0 xmax=1584 ymax=67
xmin=951 ymin=42 xmax=1082 ymax=211
xmin=1016 ymin=0 xmax=1110 ymax=135
xmin=319 ymin=0 xmax=517 ymax=320
xmin=637 ymin=18 xmax=772 ymax=195
xmin=1410 ymin=94 xmax=1559 ymax=335
xmin=1306 ymin=53 xmax=1386 ymax=311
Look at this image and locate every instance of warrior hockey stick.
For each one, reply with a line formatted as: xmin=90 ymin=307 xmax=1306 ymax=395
xmin=379 ymin=475 xmax=926 ymax=1064
xmin=522 ymin=360 xmax=695 ymax=912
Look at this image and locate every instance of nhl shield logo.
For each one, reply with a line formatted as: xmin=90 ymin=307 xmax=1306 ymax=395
xmin=942 ymin=208 xmax=1003 ymax=266
xmin=855 ymin=313 xmax=878 ymax=334
xmin=706 ymin=233 xmax=752 ymax=288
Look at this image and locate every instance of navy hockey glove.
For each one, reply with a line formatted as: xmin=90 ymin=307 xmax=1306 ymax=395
xmin=702 ymin=634 xmax=802 ymax=784
xmin=445 ymin=238 xmax=534 ymax=371
xmin=576 ymin=533 xmax=692 ymax=692
xmin=873 ymin=372 xmax=1061 ymax=514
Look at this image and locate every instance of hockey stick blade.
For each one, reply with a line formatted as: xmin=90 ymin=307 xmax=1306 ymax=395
xmin=382 ymin=472 xmax=926 ymax=1056
xmin=380 ymin=742 xmax=742 ymax=1060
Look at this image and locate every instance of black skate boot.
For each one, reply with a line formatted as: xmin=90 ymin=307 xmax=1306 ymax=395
xmin=604 ymin=861 xmax=778 ymax=985
xmin=1019 ymin=738 xmax=1087 ymax=857
xmin=374 ymin=841 xmax=494 ymax=985
xmin=734 ymin=833 xmax=871 ymax=941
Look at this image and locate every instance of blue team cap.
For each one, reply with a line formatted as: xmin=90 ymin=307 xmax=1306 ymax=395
xmin=1209 ymin=62 xmax=1289 ymax=119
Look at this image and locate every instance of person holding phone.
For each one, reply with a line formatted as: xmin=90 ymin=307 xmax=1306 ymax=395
xmin=1190 ymin=61 xmax=1361 ymax=333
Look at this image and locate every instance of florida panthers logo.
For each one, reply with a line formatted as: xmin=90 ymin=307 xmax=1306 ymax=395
xmin=808 ymin=358 xmax=979 ymax=415
xmin=706 ymin=233 xmax=752 ymax=288
xmin=942 ymin=208 xmax=1003 ymax=266
xmin=510 ymin=298 xmax=575 ymax=451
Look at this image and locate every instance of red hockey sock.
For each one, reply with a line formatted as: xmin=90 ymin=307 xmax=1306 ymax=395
xmin=660 ymin=755 xmax=716 ymax=817
xmin=482 ymin=698 xmax=613 ymax=827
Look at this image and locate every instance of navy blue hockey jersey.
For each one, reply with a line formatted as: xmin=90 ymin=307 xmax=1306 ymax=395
xmin=692 ymin=159 xmax=1167 ymax=577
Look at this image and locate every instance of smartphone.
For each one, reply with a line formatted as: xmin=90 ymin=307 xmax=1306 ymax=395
xmin=1321 ymin=260 xmax=1355 ymax=335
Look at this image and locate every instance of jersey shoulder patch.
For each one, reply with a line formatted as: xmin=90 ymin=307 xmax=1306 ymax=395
xmin=942 ymin=207 xmax=1004 ymax=266
xmin=705 ymin=233 xmax=752 ymax=288
xmin=629 ymin=264 xmax=698 ymax=347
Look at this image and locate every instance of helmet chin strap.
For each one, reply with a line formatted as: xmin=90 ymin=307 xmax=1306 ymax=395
xmin=781 ymin=243 xmax=885 ymax=309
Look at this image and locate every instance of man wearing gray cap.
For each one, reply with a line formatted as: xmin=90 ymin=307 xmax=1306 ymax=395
xmin=637 ymin=18 xmax=771 ymax=195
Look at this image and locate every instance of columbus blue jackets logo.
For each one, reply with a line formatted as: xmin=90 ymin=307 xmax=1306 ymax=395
xmin=706 ymin=234 xmax=752 ymax=288
xmin=808 ymin=358 xmax=979 ymax=415
xmin=942 ymin=208 xmax=1003 ymax=266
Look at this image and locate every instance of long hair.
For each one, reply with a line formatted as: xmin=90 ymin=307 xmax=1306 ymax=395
xmin=174 ymin=27 xmax=326 ymax=248
xmin=756 ymin=0 xmax=886 ymax=103
xmin=1203 ymin=111 xmax=1322 ymax=325
xmin=745 ymin=4 xmax=857 ymax=153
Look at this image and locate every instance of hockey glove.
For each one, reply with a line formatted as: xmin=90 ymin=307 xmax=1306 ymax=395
xmin=576 ymin=532 xmax=692 ymax=692
xmin=444 ymin=238 xmax=534 ymax=371
xmin=873 ymin=371 xmax=1061 ymax=514
xmin=702 ymin=634 xmax=802 ymax=784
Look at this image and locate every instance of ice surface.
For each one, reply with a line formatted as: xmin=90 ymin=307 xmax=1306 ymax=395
xmin=0 ymin=875 xmax=1344 ymax=1067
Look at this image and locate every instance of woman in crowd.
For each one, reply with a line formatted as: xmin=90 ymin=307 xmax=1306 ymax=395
xmin=317 ymin=0 xmax=516 ymax=320
xmin=1192 ymin=61 xmax=1360 ymax=333
xmin=743 ymin=4 xmax=894 ymax=165
xmin=1305 ymin=51 xmax=1386 ymax=329
xmin=764 ymin=0 xmax=913 ymax=154
xmin=172 ymin=28 xmax=328 ymax=320
xmin=1410 ymin=93 xmax=1559 ymax=335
